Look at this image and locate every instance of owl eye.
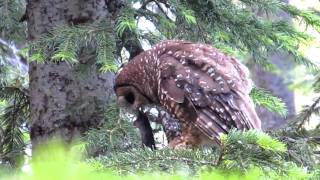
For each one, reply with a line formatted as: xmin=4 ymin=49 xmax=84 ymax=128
xmin=125 ymin=92 xmax=135 ymax=104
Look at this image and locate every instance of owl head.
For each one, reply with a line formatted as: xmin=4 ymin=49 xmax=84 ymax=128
xmin=114 ymin=61 xmax=154 ymax=118
xmin=115 ymin=85 xmax=151 ymax=113
xmin=114 ymin=49 xmax=159 ymax=115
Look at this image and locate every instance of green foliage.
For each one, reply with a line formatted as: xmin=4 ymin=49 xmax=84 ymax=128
xmin=51 ymin=50 xmax=77 ymax=64
xmin=166 ymin=0 xmax=319 ymax=70
xmin=29 ymin=51 xmax=45 ymax=63
xmin=271 ymin=128 xmax=320 ymax=169
xmin=239 ymin=0 xmax=320 ymax=33
xmin=83 ymin=105 xmax=318 ymax=178
xmin=221 ymin=129 xmax=286 ymax=152
xmin=1 ymin=129 xmax=319 ymax=180
xmin=0 ymin=0 xmax=26 ymax=43
xmin=116 ymin=7 xmax=138 ymax=37
xmin=178 ymin=7 xmax=197 ymax=25
xmin=95 ymin=31 xmax=118 ymax=73
xmin=250 ymin=88 xmax=288 ymax=117
xmin=83 ymin=103 xmax=140 ymax=157
xmin=85 ymin=128 xmax=319 ymax=179
xmin=0 ymin=86 xmax=29 ymax=168
xmin=29 ymin=21 xmax=117 ymax=72
xmin=294 ymin=97 xmax=320 ymax=130
xmin=0 ymin=41 xmax=29 ymax=167
xmin=137 ymin=8 xmax=176 ymax=39
xmin=292 ymin=73 xmax=320 ymax=129
xmin=0 ymin=26 xmax=29 ymax=168
xmin=281 ymin=4 xmax=320 ymax=33
xmin=89 ymin=148 xmax=217 ymax=175
xmin=314 ymin=75 xmax=320 ymax=93
xmin=6 ymin=0 xmax=318 ymax=81
xmin=219 ymin=130 xmax=291 ymax=176
xmin=7 ymin=142 xmax=120 ymax=180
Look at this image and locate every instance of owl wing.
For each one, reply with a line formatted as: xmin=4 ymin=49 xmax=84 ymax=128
xmin=157 ymin=41 xmax=261 ymax=143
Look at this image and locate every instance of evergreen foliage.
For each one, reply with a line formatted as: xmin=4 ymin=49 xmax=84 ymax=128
xmin=23 ymin=0 xmax=317 ymax=116
xmin=26 ymin=0 xmax=320 ymax=71
xmin=29 ymin=21 xmax=117 ymax=72
xmin=0 ymin=86 xmax=29 ymax=167
xmin=0 ymin=32 xmax=28 ymax=167
xmin=83 ymin=103 xmax=140 ymax=157
xmin=81 ymin=103 xmax=319 ymax=179
xmin=295 ymin=96 xmax=320 ymax=130
xmin=1 ymin=140 xmax=318 ymax=180
xmin=250 ymin=88 xmax=288 ymax=117
xmin=0 ymin=0 xmax=26 ymax=43
xmin=291 ymin=71 xmax=320 ymax=130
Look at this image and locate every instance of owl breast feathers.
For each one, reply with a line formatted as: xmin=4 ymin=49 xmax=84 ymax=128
xmin=115 ymin=40 xmax=261 ymax=148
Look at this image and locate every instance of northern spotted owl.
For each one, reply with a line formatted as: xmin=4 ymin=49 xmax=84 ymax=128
xmin=115 ymin=40 xmax=261 ymax=148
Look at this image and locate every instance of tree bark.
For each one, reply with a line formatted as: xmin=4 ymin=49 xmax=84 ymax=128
xmin=26 ymin=0 xmax=118 ymax=148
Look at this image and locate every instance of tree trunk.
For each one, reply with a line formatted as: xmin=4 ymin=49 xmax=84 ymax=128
xmin=26 ymin=0 xmax=120 ymax=148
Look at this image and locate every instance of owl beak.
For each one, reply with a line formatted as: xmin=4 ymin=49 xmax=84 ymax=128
xmin=116 ymin=96 xmax=126 ymax=107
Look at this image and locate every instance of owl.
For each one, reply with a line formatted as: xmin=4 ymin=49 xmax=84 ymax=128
xmin=114 ymin=40 xmax=261 ymax=148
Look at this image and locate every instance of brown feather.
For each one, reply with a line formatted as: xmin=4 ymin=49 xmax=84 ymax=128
xmin=157 ymin=40 xmax=261 ymax=143
xmin=115 ymin=40 xmax=262 ymax=148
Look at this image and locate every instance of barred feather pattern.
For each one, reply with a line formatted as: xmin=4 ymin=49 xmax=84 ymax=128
xmin=115 ymin=40 xmax=261 ymax=148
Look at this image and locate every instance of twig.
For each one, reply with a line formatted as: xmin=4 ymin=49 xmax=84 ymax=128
xmin=297 ymin=96 xmax=320 ymax=130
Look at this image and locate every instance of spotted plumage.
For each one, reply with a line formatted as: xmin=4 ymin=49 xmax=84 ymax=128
xmin=140 ymin=105 xmax=182 ymax=142
xmin=115 ymin=40 xmax=261 ymax=148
